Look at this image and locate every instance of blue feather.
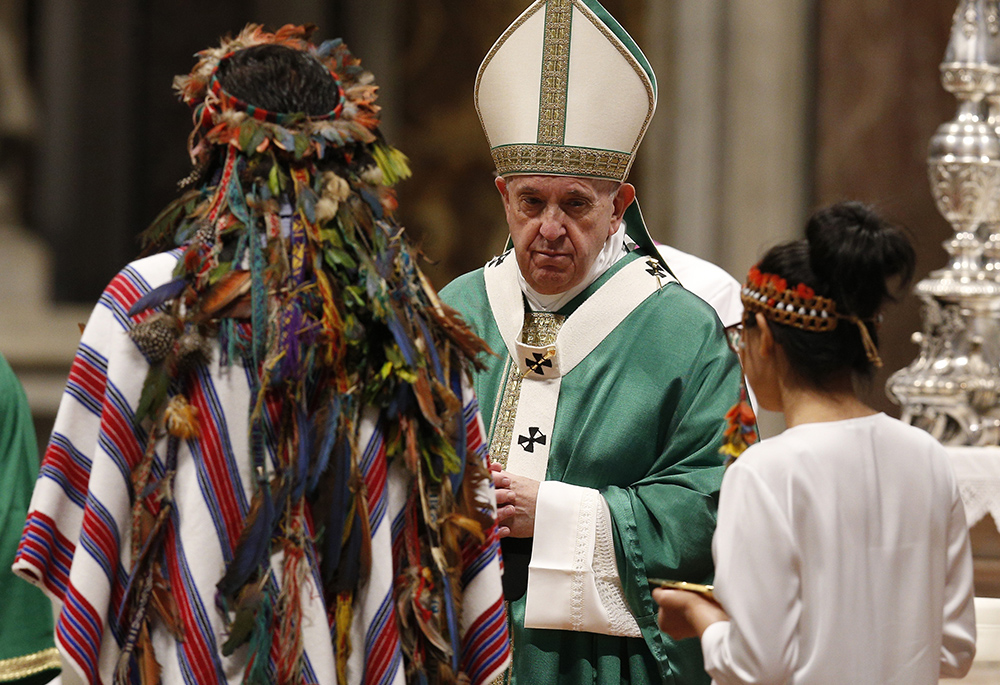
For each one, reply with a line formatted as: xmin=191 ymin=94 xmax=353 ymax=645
xmin=319 ymin=127 xmax=345 ymax=147
xmin=385 ymin=383 xmax=413 ymax=421
xmin=316 ymin=38 xmax=342 ymax=58
xmin=128 ymin=655 xmax=141 ymax=685
xmin=272 ymin=125 xmax=296 ymax=153
xmin=415 ymin=312 xmax=445 ymax=383
xmin=297 ymin=186 xmax=318 ymax=224
xmin=321 ymin=439 xmax=351 ymax=586
xmin=216 ymin=485 xmax=273 ymax=602
xmin=127 ymin=277 xmax=188 ymax=317
xmin=293 ymin=405 xmax=312 ymax=501
xmin=448 ymin=366 xmax=466 ymax=495
xmin=440 ymin=572 xmax=460 ymax=673
xmin=385 ymin=310 xmax=417 ymax=368
xmin=333 ymin=510 xmax=363 ymax=593
xmin=309 ymin=397 xmax=340 ymax=493
xmin=359 ymin=188 xmax=384 ymax=219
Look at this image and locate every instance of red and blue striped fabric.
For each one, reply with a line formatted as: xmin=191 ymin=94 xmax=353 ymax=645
xmin=13 ymin=252 xmax=511 ymax=684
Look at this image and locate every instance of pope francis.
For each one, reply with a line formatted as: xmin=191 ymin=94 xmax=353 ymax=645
xmin=439 ymin=1 xmax=744 ymax=683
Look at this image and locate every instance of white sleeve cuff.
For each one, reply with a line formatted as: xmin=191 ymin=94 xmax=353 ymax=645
xmin=524 ymin=480 xmax=641 ymax=637
xmin=700 ymin=619 xmax=731 ymax=677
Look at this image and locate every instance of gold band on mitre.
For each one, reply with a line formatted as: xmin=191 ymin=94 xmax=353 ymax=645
xmin=490 ymin=144 xmax=633 ymax=181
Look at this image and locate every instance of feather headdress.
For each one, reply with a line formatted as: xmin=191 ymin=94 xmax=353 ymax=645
xmin=120 ymin=24 xmax=493 ymax=685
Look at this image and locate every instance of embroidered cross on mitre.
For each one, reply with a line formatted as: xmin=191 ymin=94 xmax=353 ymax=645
xmin=517 ymin=427 xmax=547 ymax=453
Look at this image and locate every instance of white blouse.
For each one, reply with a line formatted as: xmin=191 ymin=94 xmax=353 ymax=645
xmin=702 ymin=414 xmax=976 ymax=684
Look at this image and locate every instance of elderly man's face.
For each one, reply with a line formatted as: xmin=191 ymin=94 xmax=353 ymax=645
xmin=496 ymin=175 xmax=636 ymax=295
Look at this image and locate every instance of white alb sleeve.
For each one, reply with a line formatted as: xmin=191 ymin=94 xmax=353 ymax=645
xmin=523 ymin=480 xmax=641 ymax=636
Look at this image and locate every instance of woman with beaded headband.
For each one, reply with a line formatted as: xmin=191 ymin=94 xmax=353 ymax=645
xmin=12 ymin=24 xmax=511 ymax=685
xmin=652 ymin=202 xmax=976 ymax=683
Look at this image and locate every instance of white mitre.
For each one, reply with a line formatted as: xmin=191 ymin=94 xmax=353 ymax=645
xmin=475 ymin=0 xmax=657 ymax=182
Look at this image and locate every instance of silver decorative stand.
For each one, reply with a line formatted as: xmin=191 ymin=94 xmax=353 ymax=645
xmin=887 ymin=0 xmax=1000 ymax=445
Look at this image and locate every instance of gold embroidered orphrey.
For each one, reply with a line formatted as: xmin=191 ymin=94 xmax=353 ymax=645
xmin=538 ymin=0 xmax=572 ymax=145
xmin=486 ymin=312 xmax=566 ymax=685
xmin=488 ymin=312 xmax=565 ymax=468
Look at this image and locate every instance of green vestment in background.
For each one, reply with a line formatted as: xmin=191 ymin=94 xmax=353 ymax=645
xmin=0 ymin=353 xmax=59 ymax=684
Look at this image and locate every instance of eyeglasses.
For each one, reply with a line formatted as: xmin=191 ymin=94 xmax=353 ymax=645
xmin=726 ymin=324 xmax=745 ymax=354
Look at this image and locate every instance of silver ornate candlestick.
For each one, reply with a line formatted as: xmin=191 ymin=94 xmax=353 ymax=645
xmin=887 ymin=0 xmax=1000 ymax=445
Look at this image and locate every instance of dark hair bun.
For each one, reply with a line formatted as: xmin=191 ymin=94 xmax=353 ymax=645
xmin=216 ymin=44 xmax=341 ymax=116
xmin=753 ymin=201 xmax=916 ymax=385
xmin=805 ymin=201 xmax=916 ymax=321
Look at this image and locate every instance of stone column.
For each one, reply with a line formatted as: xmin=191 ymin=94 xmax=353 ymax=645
xmin=643 ymin=0 xmax=813 ymax=436
xmin=640 ymin=0 xmax=812 ymax=281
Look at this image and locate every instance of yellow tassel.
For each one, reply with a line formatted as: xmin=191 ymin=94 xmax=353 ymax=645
xmin=852 ymin=317 xmax=883 ymax=368
xmin=165 ymin=394 xmax=201 ymax=440
xmin=315 ymin=270 xmax=344 ymax=368
xmin=334 ymin=591 xmax=353 ymax=684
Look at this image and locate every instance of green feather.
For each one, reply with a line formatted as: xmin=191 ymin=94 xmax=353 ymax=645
xmin=238 ymin=119 xmax=267 ymax=155
xmin=137 ymin=189 xmax=201 ymax=253
xmin=293 ymin=134 xmax=311 ymax=160
xmin=324 ymin=246 xmax=357 ymax=271
xmin=372 ymin=142 xmax=412 ymax=186
xmin=135 ymin=363 xmax=170 ymax=424
xmin=221 ymin=584 xmax=263 ymax=656
xmin=268 ymin=163 xmax=286 ymax=196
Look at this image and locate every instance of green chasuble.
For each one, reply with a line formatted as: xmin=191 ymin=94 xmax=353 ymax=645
xmin=440 ymin=249 xmax=741 ymax=685
xmin=0 ymin=353 xmax=60 ymax=684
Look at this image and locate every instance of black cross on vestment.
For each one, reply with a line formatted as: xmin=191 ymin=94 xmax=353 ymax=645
xmin=518 ymin=427 xmax=547 ymax=453
xmin=525 ymin=352 xmax=553 ymax=376
xmin=646 ymin=259 xmax=668 ymax=289
xmin=488 ymin=251 xmax=509 ymax=268
xmin=645 ymin=259 xmax=668 ymax=279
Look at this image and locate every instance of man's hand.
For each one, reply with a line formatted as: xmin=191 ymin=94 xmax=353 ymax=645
xmin=489 ymin=462 xmax=539 ymax=538
xmin=652 ymin=588 xmax=729 ymax=640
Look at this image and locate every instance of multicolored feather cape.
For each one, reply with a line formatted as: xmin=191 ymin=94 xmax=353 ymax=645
xmin=117 ymin=24 xmax=496 ymax=685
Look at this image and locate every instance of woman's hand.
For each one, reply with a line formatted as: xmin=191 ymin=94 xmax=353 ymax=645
xmin=490 ymin=462 xmax=539 ymax=538
xmin=653 ymin=588 xmax=729 ymax=640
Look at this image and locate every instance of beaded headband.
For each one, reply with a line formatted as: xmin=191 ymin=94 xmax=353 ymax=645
xmin=740 ymin=266 xmax=882 ymax=367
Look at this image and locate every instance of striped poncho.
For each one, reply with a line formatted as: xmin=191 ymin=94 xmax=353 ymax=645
xmin=13 ymin=252 xmax=511 ymax=685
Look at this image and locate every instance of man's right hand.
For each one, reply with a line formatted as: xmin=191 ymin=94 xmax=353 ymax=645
xmin=490 ymin=462 xmax=539 ymax=538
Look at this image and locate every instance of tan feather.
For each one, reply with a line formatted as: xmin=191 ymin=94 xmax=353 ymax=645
xmin=137 ymin=623 xmax=161 ymax=684
xmin=192 ymin=270 xmax=251 ymax=322
xmin=413 ymin=369 xmax=442 ymax=430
